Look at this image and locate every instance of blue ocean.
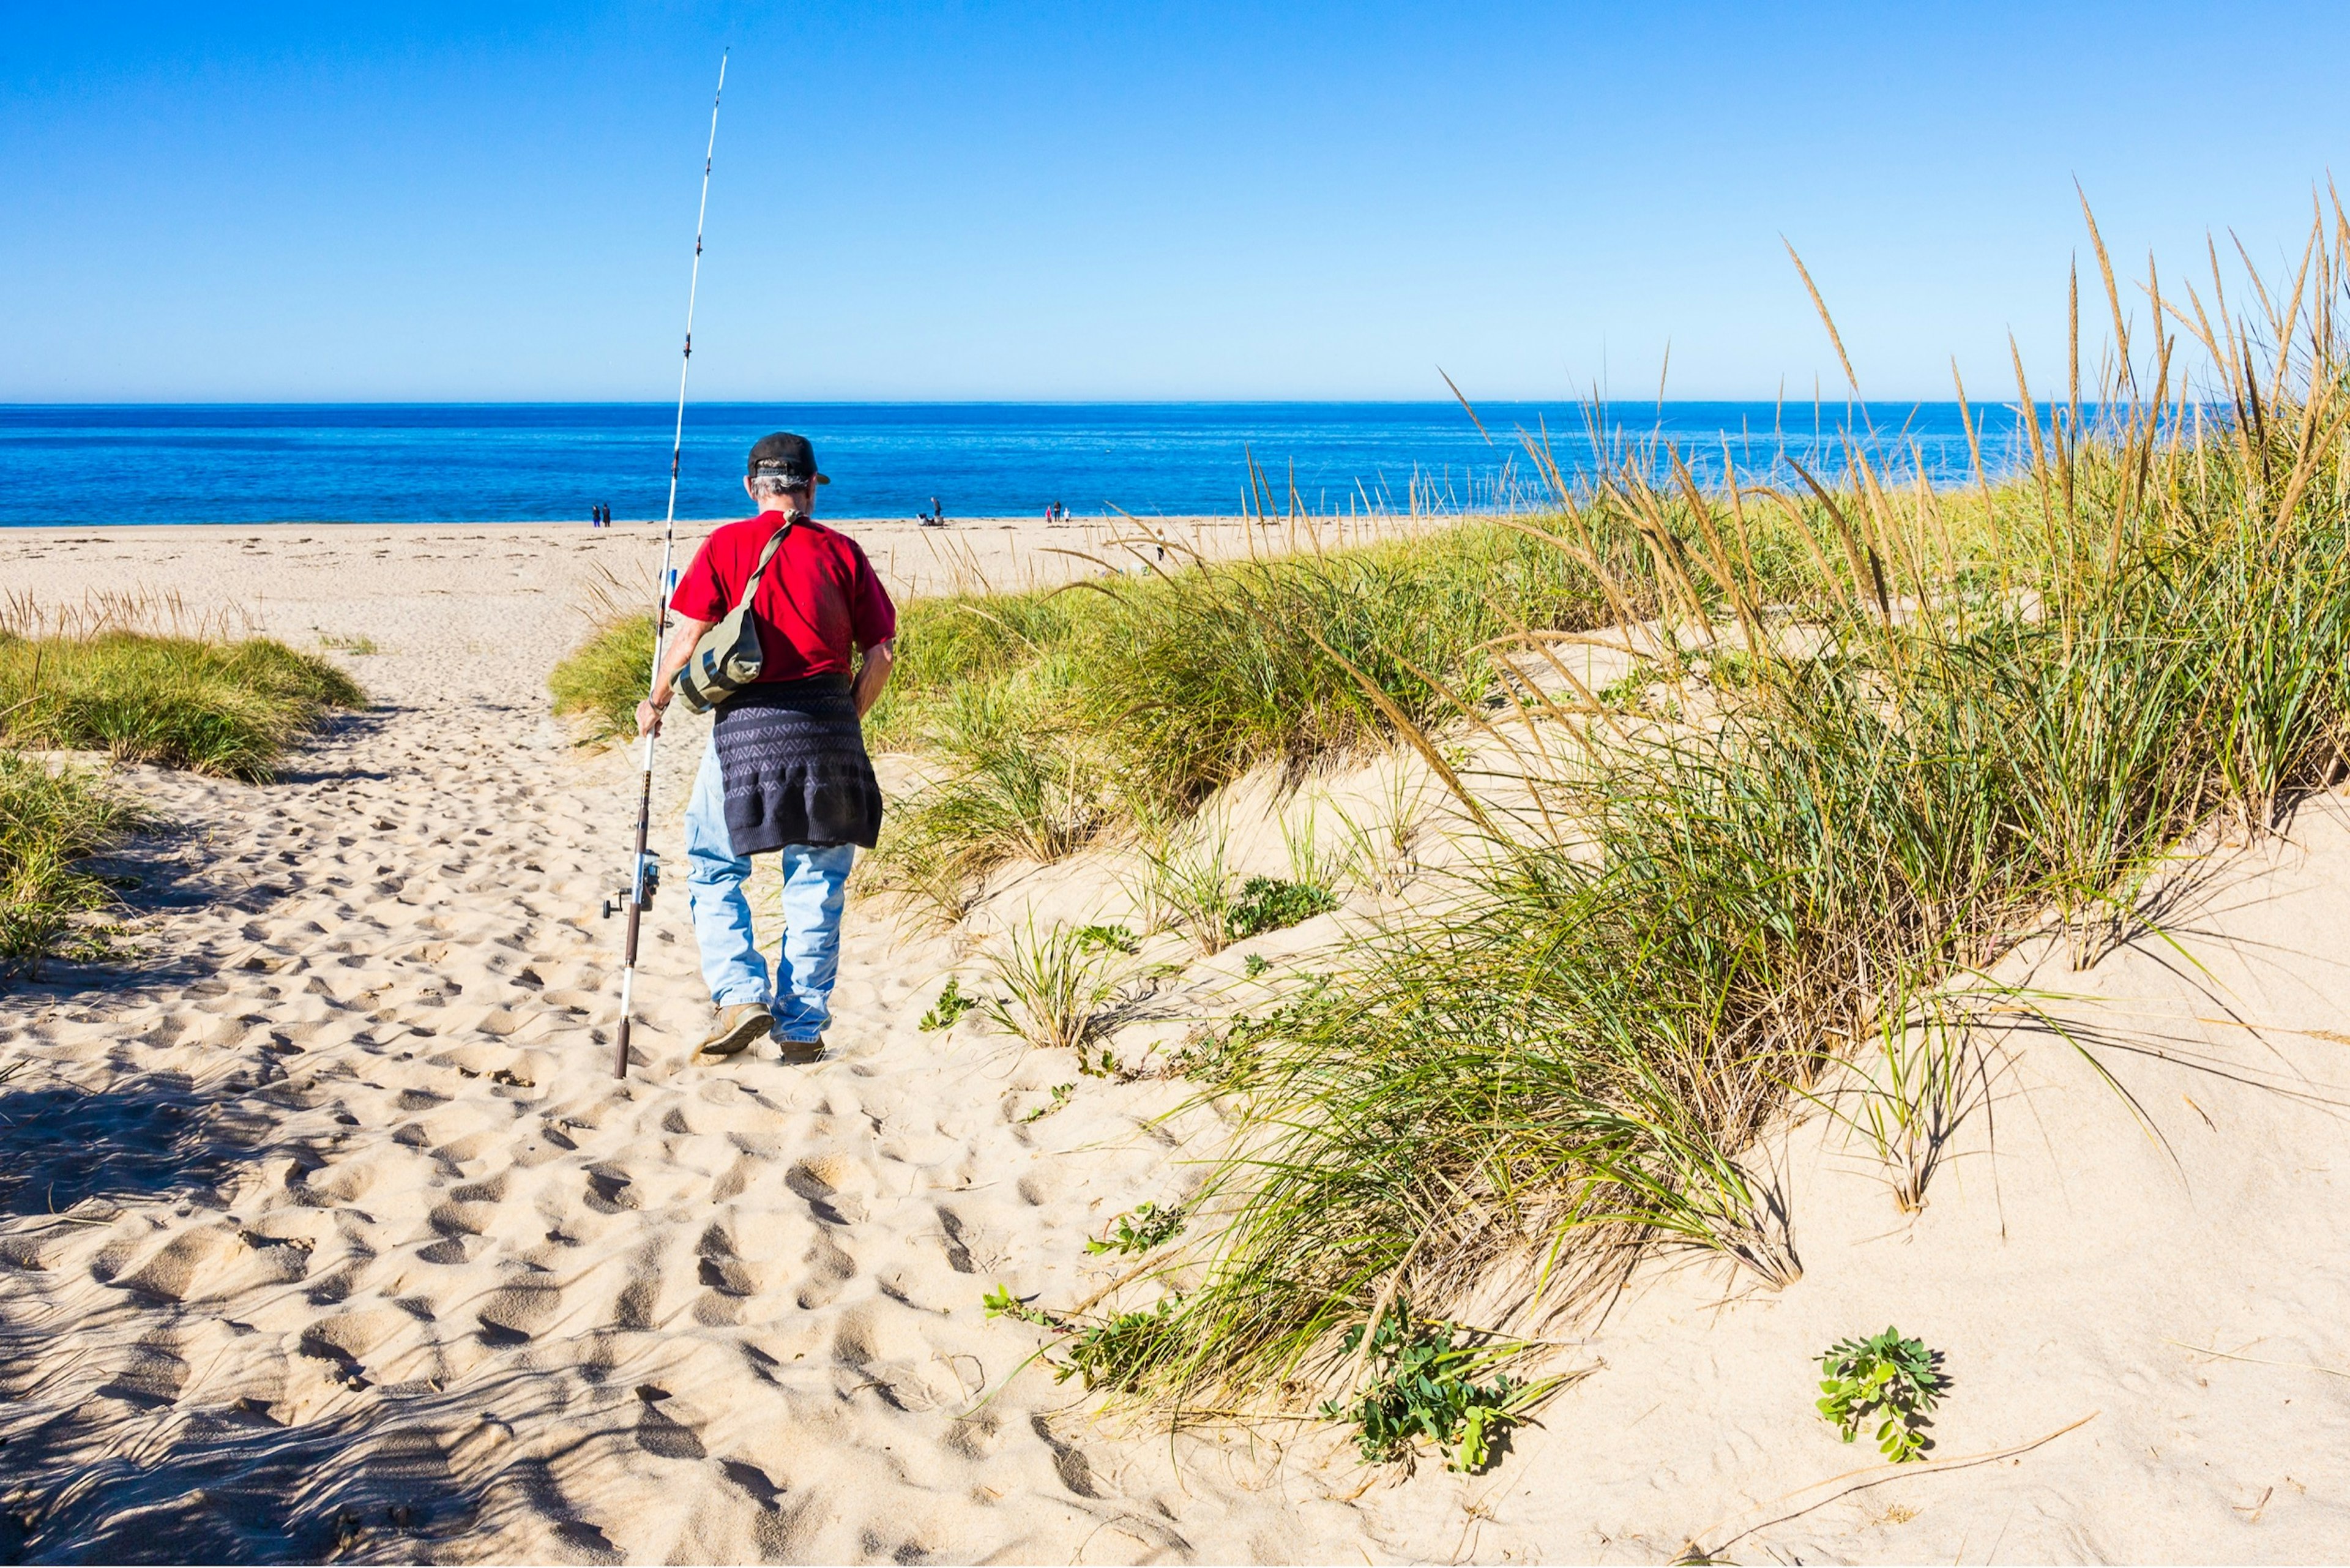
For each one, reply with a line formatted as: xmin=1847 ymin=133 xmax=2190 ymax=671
xmin=0 ymin=401 xmax=2037 ymax=527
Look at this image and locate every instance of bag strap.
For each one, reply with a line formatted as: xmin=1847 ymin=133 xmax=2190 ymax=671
xmin=731 ymin=513 xmax=798 ymax=614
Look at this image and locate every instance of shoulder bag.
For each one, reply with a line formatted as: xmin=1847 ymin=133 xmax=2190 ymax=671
xmin=671 ymin=515 xmax=797 ymax=714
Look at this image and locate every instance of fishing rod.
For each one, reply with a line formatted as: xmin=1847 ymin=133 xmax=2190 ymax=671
xmin=612 ymin=48 xmax=727 ymax=1080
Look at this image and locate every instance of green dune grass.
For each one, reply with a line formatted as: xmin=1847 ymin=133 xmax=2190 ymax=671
xmin=0 ymin=753 xmax=141 ymax=976
xmin=0 ymin=632 xmax=365 ymax=781
xmin=0 ymin=623 xmax=365 ymax=974
xmin=1098 ymin=226 xmax=2350 ymax=1411
xmin=548 ymin=612 xmax=658 ymax=745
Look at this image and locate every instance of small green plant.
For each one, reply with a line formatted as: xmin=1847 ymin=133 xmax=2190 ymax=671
xmin=1084 ymin=1201 xmax=1187 ymax=1255
xmin=1074 ymin=922 xmax=1140 ymax=954
xmin=1242 ymin=952 xmax=1272 ymax=977
xmin=1329 ymin=760 xmax=1425 ymax=898
xmin=1020 ymin=1082 xmax=1074 ymax=1122
xmin=1281 ymin=802 xmax=1351 ymax=892
xmin=318 ymin=632 xmax=378 ymax=655
xmin=1597 ymin=659 xmax=1659 ymax=712
xmin=980 ymin=1283 xmax=1056 ymax=1327
xmin=978 ymin=918 xmax=1132 ymax=1056
xmin=1320 ymin=1309 xmax=1526 ymax=1473
xmin=1130 ymin=819 xmax=1235 ymax=954
xmin=980 ymin=1277 xmax=1181 ymax=1394
xmin=918 ymin=975 xmax=977 ymax=1031
xmin=1816 ymin=1327 xmax=1945 ymax=1463
xmin=1174 ymin=979 xmax=1330 ymax=1088
xmin=1223 ymin=875 xmax=1339 ymax=940
xmin=1059 ymin=1298 xmax=1181 ymax=1392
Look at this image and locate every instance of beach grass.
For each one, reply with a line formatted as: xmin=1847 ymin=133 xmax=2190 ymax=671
xmin=866 ymin=521 xmax=1643 ymax=917
xmin=548 ymin=611 xmax=657 ymax=744
xmin=545 ymin=523 xmax=1639 ymax=920
xmin=1034 ymin=213 xmax=2350 ymax=1411
xmin=0 ymin=630 xmax=365 ymax=781
xmin=977 ymin=917 xmax=1135 ymax=1061
xmin=0 ymin=752 xmax=142 ymax=976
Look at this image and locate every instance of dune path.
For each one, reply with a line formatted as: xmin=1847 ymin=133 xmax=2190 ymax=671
xmin=0 ymin=526 xmax=1384 ymax=1564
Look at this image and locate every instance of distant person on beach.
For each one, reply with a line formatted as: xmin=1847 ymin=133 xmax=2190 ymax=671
xmin=636 ymin=432 xmax=897 ymax=1063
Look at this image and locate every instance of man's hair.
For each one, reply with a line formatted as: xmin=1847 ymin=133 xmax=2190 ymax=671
xmin=749 ymin=473 xmax=811 ymax=506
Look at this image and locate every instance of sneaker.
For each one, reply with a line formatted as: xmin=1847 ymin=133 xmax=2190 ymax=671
xmin=774 ymin=1034 xmax=826 ymax=1066
xmin=698 ymin=1002 xmax=774 ymax=1059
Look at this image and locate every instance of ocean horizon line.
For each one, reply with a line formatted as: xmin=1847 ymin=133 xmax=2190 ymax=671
xmin=2 ymin=400 xmax=2064 ymax=528
xmin=1 ymin=395 xmax=2057 ymax=411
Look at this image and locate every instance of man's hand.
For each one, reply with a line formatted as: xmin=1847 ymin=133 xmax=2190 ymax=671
xmin=641 ymin=616 xmax=711 ymax=739
xmin=852 ymin=638 xmax=895 ymax=720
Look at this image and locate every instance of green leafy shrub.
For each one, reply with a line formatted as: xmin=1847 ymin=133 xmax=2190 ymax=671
xmin=1816 ymin=1327 xmax=1945 ymax=1462
xmin=1319 ymin=1310 xmax=1525 ymax=1473
xmin=1060 ymin=1299 xmax=1182 ymax=1392
xmin=1224 ymin=875 xmax=1339 ymax=939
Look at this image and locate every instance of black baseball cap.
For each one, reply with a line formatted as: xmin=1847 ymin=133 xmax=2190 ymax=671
xmin=746 ymin=431 xmax=830 ymax=486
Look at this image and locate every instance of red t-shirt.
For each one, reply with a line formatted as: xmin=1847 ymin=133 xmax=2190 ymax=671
xmin=669 ymin=512 xmax=897 ymax=683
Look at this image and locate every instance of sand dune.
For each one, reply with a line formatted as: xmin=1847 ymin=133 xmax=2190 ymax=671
xmin=4 ymin=523 xmax=2349 ymax=1562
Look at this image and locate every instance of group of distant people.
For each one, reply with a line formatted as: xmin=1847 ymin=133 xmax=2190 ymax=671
xmin=915 ymin=499 xmax=1067 ymax=527
xmin=588 ymin=502 xmax=613 ymax=527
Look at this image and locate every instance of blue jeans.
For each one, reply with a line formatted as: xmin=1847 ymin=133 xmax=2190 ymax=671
xmin=683 ymin=739 xmax=857 ymax=1042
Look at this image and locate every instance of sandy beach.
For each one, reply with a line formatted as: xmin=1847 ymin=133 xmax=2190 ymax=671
xmin=5 ymin=520 xmax=2350 ymax=1563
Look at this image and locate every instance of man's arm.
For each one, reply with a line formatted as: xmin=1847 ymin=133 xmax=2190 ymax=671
xmin=635 ymin=614 xmax=714 ymax=737
xmin=851 ymin=638 xmax=895 ymax=720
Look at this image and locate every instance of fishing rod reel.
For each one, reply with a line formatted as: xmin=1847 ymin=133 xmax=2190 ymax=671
xmin=601 ymin=851 xmax=661 ymax=920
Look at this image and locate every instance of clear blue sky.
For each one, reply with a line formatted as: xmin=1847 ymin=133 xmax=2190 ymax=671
xmin=6 ymin=2 xmax=2346 ymax=402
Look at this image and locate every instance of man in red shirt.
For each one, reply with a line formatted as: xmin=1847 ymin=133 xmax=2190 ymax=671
xmin=637 ymin=433 xmax=897 ymax=1062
